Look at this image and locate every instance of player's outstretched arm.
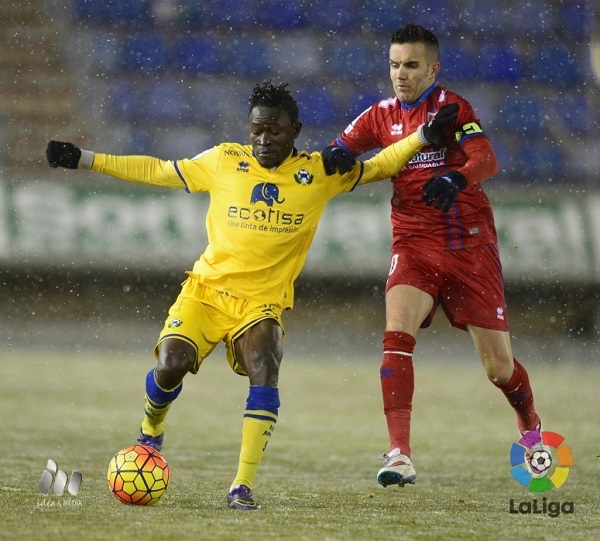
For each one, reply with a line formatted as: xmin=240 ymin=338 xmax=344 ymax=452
xmin=360 ymin=103 xmax=459 ymax=184
xmin=46 ymin=140 xmax=184 ymax=189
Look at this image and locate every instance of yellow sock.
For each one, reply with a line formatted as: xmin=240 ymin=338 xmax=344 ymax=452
xmin=231 ymin=415 xmax=277 ymax=491
xmin=140 ymin=368 xmax=182 ymax=436
xmin=140 ymin=396 xmax=174 ymax=437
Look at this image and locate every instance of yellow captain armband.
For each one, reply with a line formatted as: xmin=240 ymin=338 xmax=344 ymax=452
xmin=456 ymin=122 xmax=483 ymax=142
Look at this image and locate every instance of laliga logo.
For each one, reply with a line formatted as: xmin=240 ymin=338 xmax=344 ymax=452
xmin=509 ymin=430 xmax=573 ymax=492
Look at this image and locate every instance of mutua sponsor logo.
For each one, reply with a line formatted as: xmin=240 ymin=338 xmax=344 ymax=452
xmin=407 ymin=147 xmax=448 ymax=168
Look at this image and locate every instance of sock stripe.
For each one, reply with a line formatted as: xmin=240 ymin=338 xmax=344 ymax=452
xmin=384 ymin=350 xmax=413 ymax=357
xmin=244 ymin=412 xmax=278 ymax=423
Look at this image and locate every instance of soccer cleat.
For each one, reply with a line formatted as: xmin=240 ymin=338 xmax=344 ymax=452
xmin=377 ymin=448 xmax=416 ymax=487
xmin=227 ymin=484 xmax=259 ymax=511
xmin=521 ymin=420 xmax=550 ymax=477
xmin=137 ymin=430 xmax=164 ymax=452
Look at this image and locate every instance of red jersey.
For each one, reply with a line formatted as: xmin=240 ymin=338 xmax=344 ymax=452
xmin=334 ymin=83 xmax=498 ymax=250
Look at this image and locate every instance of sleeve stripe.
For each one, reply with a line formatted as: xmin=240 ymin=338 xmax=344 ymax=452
xmin=173 ymin=160 xmax=191 ymax=193
xmin=349 ymin=161 xmax=364 ymax=191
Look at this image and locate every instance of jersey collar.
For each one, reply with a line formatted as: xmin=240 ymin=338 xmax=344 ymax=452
xmin=400 ymin=82 xmax=438 ymax=110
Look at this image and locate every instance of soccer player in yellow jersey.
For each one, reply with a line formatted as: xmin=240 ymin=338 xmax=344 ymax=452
xmin=46 ymin=81 xmax=457 ymax=510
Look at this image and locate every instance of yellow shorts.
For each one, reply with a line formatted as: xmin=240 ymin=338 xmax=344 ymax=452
xmin=154 ymin=274 xmax=285 ymax=376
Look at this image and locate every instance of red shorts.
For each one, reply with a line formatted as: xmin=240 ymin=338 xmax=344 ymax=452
xmin=386 ymin=243 xmax=509 ymax=331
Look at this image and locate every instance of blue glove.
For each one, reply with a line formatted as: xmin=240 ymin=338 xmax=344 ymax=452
xmin=420 ymin=102 xmax=459 ymax=147
xmin=422 ymin=171 xmax=467 ymax=213
xmin=321 ymin=145 xmax=356 ymax=175
xmin=46 ymin=140 xmax=81 ymax=169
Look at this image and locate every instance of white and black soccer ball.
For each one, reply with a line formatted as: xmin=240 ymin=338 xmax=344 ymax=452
xmin=529 ymin=449 xmax=552 ymax=475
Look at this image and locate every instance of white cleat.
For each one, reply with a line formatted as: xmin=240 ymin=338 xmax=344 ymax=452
xmin=377 ymin=448 xmax=416 ymax=487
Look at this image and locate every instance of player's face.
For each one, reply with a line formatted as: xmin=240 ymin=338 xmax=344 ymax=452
xmin=389 ymin=42 xmax=440 ymax=104
xmin=249 ymin=106 xmax=301 ymax=169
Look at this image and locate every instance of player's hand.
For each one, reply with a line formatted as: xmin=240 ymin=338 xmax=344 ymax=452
xmin=420 ymin=102 xmax=459 ymax=147
xmin=321 ymin=145 xmax=356 ymax=175
xmin=422 ymin=170 xmax=467 ymax=213
xmin=46 ymin=140 xmax=82 ymax=169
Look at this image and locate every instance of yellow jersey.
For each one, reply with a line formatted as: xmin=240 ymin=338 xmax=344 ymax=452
xmin=90 ymin=132 xmax=423 ymax=309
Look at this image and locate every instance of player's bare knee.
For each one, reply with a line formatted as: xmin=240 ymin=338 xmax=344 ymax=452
xmin=246 ymin=354 xmax=281 ymax=386
xmin=156 ymin=339 xmax=196 ymax=388
xmin=486 ymin=363 xmax=513 ymax=386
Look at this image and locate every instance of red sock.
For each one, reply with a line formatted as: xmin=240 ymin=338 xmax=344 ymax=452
xmin=490 ymin=358 xmax=540 ymax=433
xmin=380 ymin=331 xmax=416 ymax=457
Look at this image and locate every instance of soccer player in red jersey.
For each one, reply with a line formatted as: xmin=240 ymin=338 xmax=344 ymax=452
xmin=322 ymin=23 xmax=542 ymax=487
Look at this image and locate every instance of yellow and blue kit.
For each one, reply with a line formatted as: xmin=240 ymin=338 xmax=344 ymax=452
xmin=88 ymin=131 xmax=424 ymax=493
xmin=89 ymin=131 xmax=424 ymax=310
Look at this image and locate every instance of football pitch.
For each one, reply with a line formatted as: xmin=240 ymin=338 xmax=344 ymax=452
xmin=1 ymin=349 xmax=599 ymax=540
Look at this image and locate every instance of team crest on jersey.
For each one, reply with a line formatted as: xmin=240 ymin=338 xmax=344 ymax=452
xmin=391 ymin=123 xmax=403 ymax=136
xmin=168 ymin=319 xmax=183 ymax=328
xmin=294 ymin=169 xmax=314 ymax=186
xmin=237 ymin=161 xmax=250 ymax=173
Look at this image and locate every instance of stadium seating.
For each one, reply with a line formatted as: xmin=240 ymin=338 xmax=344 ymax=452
xmin=65 ymin=0 xmax=598 ymax=183
xmin=499 ymin=93 xmax=546 ymax=137
xmin=550 ymin=93 xmax=596 ymax=136
xmin=441 ymin=43 xmax=479 ymax=81
xmin=505 ymin=0 xmax=557 ymax=37
xmin=173 ymin=36 xmax=223 ymax=74
xmin=326 ymin=40 xmax=379 ymax=80
xmin=307 ymin=0 xmax=361 ymax=31
xmin=108 ymin=81 xmax=146 ymax=122
xmin=225 ymin=37 xmax=271 ymax=77
xmin=558 ymin=1 xmax=595 ymax=41
xmin=120 ymin=34 xmax=168 ymax=72
xmin=514 ymin=141 xmax=566 ymax=182
xmin=74 ymin=0 xmax=153 ymax=26
xmin=295 ymin=87 xmax=338 ymax=127
xmin=254 ymin=1 xmax=310 ymax=29
xmin=458 ymin=0 xmax=512 ymax=36
xmin=477 ymin=42 xmax=525 ymax=83
xmin=145 ymin=82 xmax=188 ymax=123
xmin=359 ymin=0 xmax=408 ymax=32
xmin=531 ymin=45 xmax=584 ymax=86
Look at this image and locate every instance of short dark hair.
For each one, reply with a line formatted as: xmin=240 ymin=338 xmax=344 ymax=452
xmin=390 ymin=23 xmax=440 ymax=61
xmin=249 ymin=80 xmax=300 ymax=124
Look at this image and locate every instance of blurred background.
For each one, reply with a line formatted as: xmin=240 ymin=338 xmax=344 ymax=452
xmin=1 ymin=0 xmax=599 ymax=363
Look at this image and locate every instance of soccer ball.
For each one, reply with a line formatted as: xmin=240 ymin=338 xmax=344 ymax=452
xmin=529 ymin=449 xmax=552 ymax=475
xmin=107 ymin=444 xmax=170 ymax=505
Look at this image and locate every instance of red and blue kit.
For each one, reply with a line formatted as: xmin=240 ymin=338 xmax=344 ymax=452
xmin=334 ymin=82 xmax=497 ymax=251
xmin=334 ymin=82 xmax=507 ymax=331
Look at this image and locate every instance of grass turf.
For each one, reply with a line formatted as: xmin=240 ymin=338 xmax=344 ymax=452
xmin=1 ymin=349 xmax=599 ymax=540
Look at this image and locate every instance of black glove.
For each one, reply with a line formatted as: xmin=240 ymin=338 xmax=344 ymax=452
xmin=420 ymin=102 xmax=459 ymax=147
xmin=46 ymin=140 xmax=82 ymax=169
xmin=321 ymin=145 xmax=356 ymax=175
xmin=422 ymin=170 xmax=467 ymax=213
